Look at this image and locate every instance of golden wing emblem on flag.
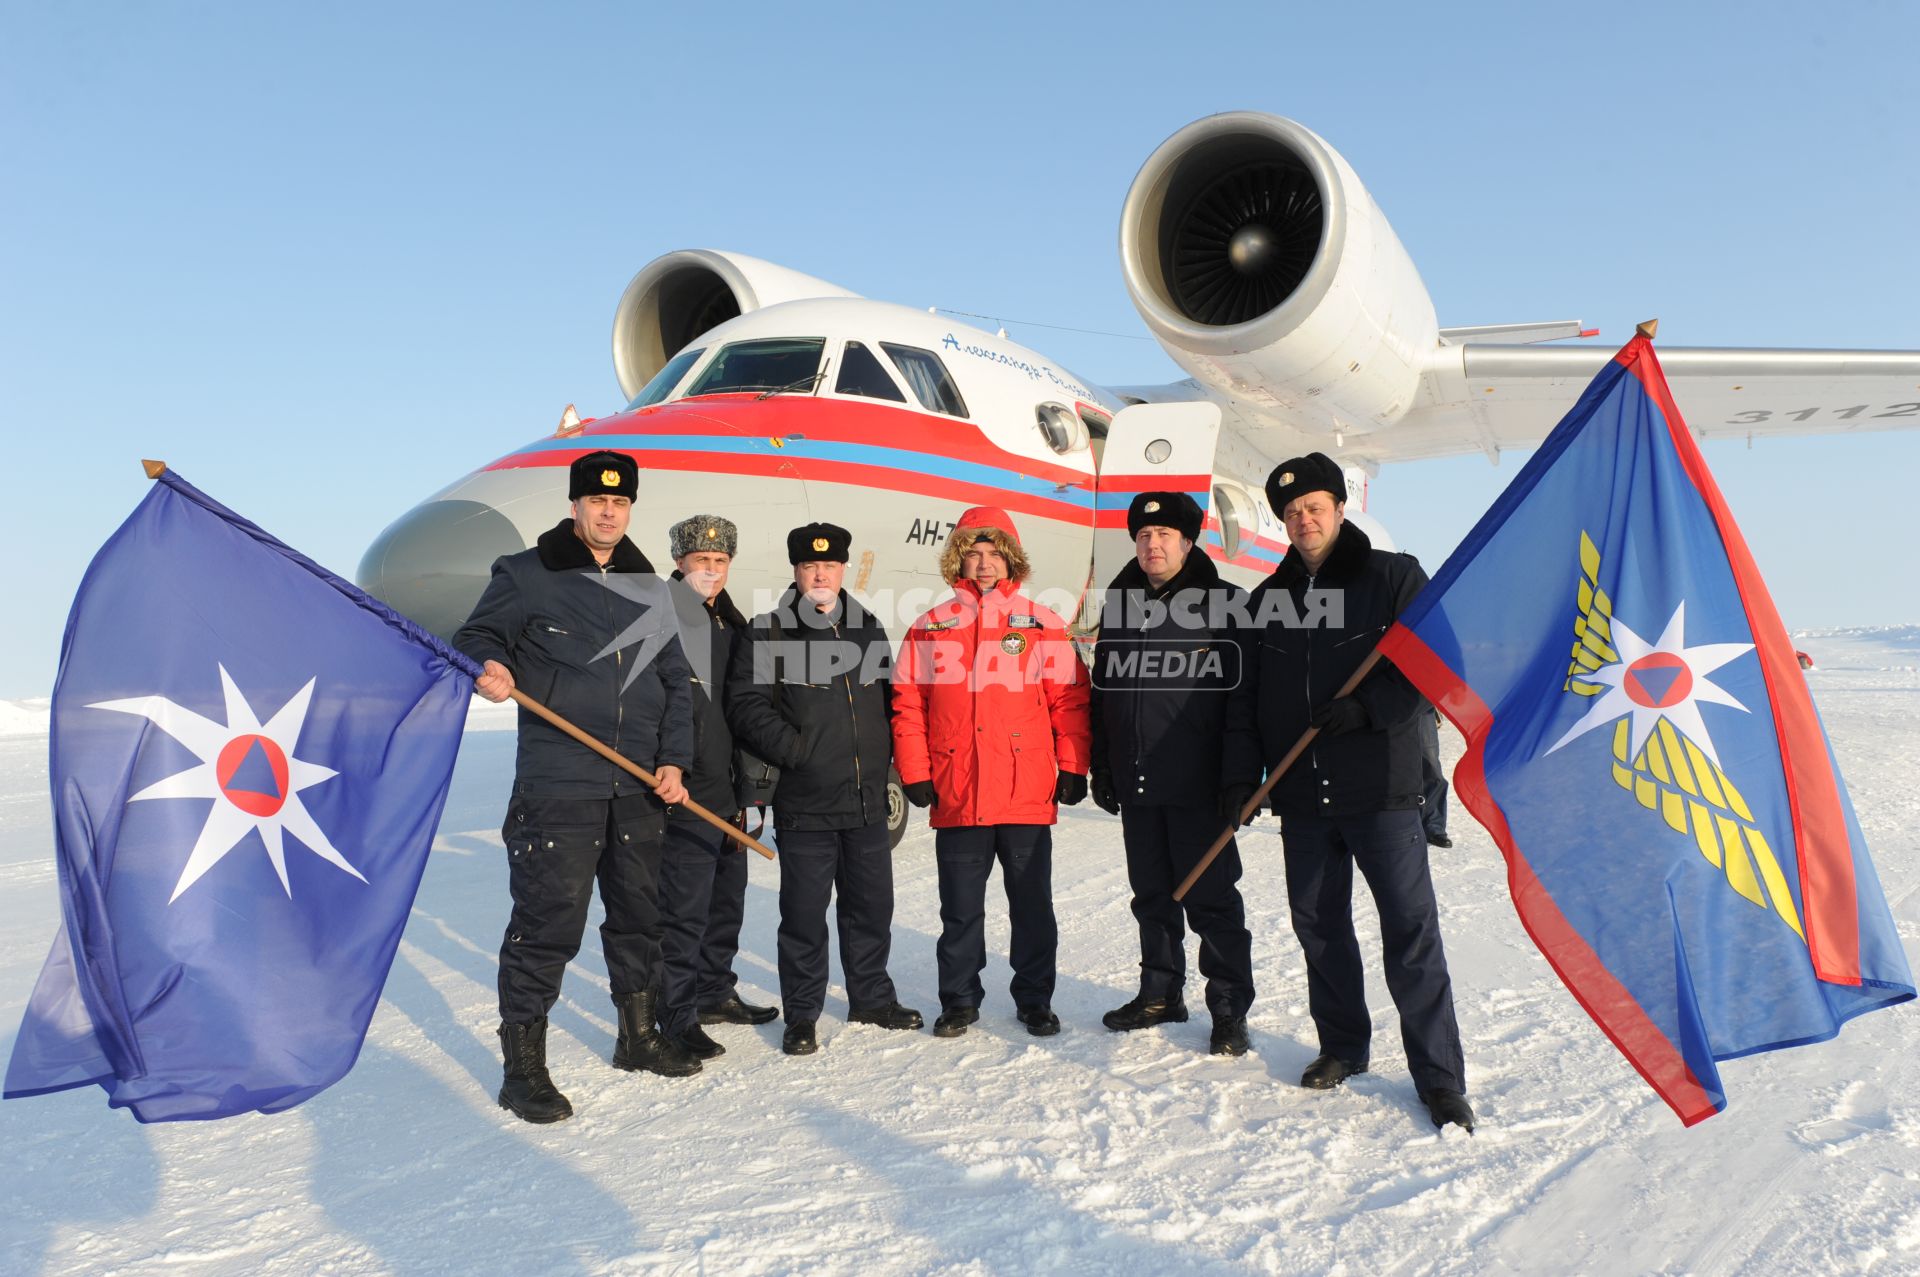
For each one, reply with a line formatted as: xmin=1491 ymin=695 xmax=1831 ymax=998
xmin=1564 ymin=532 xmax=1618 ymax=696
xmin=1557 ymin=531 xmax=1804 ymax=941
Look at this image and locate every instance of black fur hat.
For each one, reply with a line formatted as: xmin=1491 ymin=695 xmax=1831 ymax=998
xmin=569 ymin=450 xmax=637 ymax=501
xmin=1264 ymin=452 xmax=1348 ymax=516
xmin=1126 ymin=491 xmax=1204 ymax=541
xmin=787 ymin=522 xmax=851 ymax=564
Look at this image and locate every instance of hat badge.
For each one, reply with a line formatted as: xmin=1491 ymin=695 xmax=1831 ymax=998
xmin=1143 ymin=500 xmax=1161 ymax=513
xmin=1279 ymin=471 xmax=1295 ymax=486
xmin=600 ymin=469 xmax=620 ymax=488
xmin=812 ymin=536 xmax=830 ymax=553
xmin=705 ymin=526 xmax=718 ymax=540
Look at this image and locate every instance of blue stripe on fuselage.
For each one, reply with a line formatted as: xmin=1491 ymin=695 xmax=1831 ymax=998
xmin=517 ymin=433 xmax=1097 ymax=508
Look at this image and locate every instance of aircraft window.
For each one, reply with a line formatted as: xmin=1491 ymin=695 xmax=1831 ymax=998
xmin=880 ymin=343 xmax=969 ymax=419
xmin=1212 ymin=483 xmax=1261 ymax=559
xmin=626 ymin=346 xmax=705 ymax=409
xmin=1213 ymin=484 xmax=1243 ymax=559
xmin=834 ymin=341 xmax=907 ymax=402
xmin=1035 ymin=402 xmax=1087 ymax=454
xmin=685 ymin=337 xmax=826 ymax=396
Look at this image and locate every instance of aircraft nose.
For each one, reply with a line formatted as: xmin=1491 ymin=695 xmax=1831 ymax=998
xmin=356 ymin=499 xmax=525 ymax=639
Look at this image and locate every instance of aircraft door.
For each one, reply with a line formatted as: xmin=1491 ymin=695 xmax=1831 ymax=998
xmin=1083 ymin=401 xmax=1223 ymax=634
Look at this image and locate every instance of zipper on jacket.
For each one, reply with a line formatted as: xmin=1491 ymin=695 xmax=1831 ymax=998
xmin=1304 ymin=572 xmax=1319 ymax=784
xmin=832 ymin=615 xmax=866 ymax=824
xmin=601 ymin=562 xmax=624 ymax=788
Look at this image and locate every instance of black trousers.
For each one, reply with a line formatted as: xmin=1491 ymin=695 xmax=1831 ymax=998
xmin=933 ymin=824 xmax=1057 ymax=1010
xmin=775 ymin=821 xmax=899 ymax=1024
xmin=655 ymin=818 xmax=752 ymax=1036
xmin=1418 ymin=709 xmax=1450 ymax=838
xmin=1120 ymin=803 xmax=1254 ymax=1019
xmin=1280 ymin=808 xmax=1466 ymax=1093
xmin=498 ymin=790 xmax=666 ymax=1024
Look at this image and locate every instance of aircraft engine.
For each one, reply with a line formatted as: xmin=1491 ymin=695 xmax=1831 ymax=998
xmin=611 ymin=250 xmax=858 ymax=400
xmin=1119 ymin=113 xmax=1439 ymax=434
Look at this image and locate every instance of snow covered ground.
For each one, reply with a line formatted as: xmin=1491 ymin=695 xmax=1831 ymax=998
xmin=4 ymin=628 xmax=1918 ymax=1276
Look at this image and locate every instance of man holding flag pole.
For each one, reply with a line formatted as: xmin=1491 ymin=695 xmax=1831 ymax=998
xmin=1192 ymin=321 xmax=1911 ymax=1127
xmin=1374 ymin=321 xmax=1912 ymax=1124
xmin=455 ymin=449 xmax=708 ymax=1118
xmin=1219 ymin=453 xmax=1472 ymax=1132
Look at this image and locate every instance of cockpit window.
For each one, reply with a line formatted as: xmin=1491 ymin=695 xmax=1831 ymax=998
xmin=685 ymin=338 xmax=826 ymax=397
xmin=880 ymin=343 xmax=969 ymax=419
xmin=626 ymin=346 xmax=705 ymax=409
xmin=834 ymin=341 xmax=907 ymax=402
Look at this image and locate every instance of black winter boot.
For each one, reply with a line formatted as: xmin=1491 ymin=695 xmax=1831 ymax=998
xmin=1209 ymin=1016 xmax=1249 ymax=1057
xmin=612 ymin=990 xmax=702 ymax=1077
xmin=674 ymin=1024 xmax=726 ymax=1060
xmin=847 ymin=1001 xmax=924 ymax=1030
xmin=1300 ymin=1052 xmax=1366 ymax=1090
xmin=1102 ymin=993 xmax=1189 ymax=1031
xmin=699 ymin=994 xmax=779 ymax=1026
xmin=497 ymin=1019 xmax=573 ymax=1124
xmin=1423 ymin=1088 xmax=1476 ymax=1133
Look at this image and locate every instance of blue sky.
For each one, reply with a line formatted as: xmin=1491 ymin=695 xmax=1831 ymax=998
xmin=3 ymin=2 xmax=1915 ymax=698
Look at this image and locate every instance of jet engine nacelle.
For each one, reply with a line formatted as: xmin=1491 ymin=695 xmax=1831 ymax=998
xmin=1120 ymin=113 xmax=1439 ymax=435
xmin=611 ymin=250 xmax=859 ymax=400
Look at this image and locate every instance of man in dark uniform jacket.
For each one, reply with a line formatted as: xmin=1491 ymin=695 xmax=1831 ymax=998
xmin=455 ymin=450 xmax=699 ymax=1123
xmin=1090 ymin=491 xmax=1256 ymax=1056
xmin=653 ymin=513 xmax=780 ymax=1064
xmin=725 ymin=523 xmax=923 ymax=1056
xmin=1221 ymin=453 xmax=1474 ymax=1133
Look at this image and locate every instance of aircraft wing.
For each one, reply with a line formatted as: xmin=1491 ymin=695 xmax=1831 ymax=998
xmin=1347 ymin=345 xmax=1920 ymax=466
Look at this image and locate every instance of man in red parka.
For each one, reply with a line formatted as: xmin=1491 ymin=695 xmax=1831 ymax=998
xmin=893 ymin=506 xmax=1091 ymax=1039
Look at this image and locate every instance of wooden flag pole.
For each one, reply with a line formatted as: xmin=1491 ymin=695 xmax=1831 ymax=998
xmin=508 ymin=689 xmax=775 ymax=859
xmin=1172 ymin=648 xmax=1385 ymax=902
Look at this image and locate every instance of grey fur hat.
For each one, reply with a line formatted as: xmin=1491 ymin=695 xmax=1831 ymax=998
xmin=668 ymin=513 xmax=738 ymax=559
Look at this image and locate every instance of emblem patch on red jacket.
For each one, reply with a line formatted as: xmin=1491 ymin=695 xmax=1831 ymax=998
xmin=1000 ymin=632 xmax=1028 ymax=655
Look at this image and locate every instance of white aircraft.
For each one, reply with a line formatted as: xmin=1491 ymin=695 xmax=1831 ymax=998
xmin=360 ymin=111 xmax=1920 ymax=638
xmin=357 ymin=111 xmax=1920 ymax=839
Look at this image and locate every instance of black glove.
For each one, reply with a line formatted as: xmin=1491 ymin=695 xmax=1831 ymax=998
xmin=1055 ymin=771 xmax=1088 ymax=807
xmin=1090 ymin=770 xmax=1120 ymax=815
xmin=903 ymin=780 xmax=937 ymax=809
xmin=1311 ymin=697 xmax=1369 ymax=736
xmin=1219 ymin=783 xmax=1258 ymax=828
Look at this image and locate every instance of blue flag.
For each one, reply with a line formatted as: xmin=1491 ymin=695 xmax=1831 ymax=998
xmin=1378 ymin=334 xmax=1913 ymax=1124
xmin=4 ymin=469 xmax=478 ymax=1122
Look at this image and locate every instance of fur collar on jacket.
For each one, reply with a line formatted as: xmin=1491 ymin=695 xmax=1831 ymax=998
xmin=536 ymin=518 xmax=654 ymax=573
xmin=1271 ymin=519 xmax=1373 ymax=589
xmin=1107 ymin=544 xmax=1223 ymax=599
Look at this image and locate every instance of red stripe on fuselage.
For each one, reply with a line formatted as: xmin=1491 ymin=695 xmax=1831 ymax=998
xmin=489 ymin=447 xmax=1093 ymax=525
xmin=561 ymin=395 xmax=1095 ymax=486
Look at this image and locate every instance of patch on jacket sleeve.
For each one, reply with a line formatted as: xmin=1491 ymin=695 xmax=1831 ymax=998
xmin=922 ymin=616 xmax=962 ymax=632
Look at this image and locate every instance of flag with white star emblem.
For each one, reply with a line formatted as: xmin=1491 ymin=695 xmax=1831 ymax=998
xmin=4 ymin=469 xmax=479 ymax=1121
xmin=1378 ymin=331 xmax=1912 ymax=1124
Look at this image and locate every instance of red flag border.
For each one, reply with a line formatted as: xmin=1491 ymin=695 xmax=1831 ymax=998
xmin=1613 ymin=338 xmax=1863 ymax=985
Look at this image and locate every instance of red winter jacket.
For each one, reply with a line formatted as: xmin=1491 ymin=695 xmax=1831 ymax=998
xmin=892 ymin=579 xmax=1091 ymax=828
